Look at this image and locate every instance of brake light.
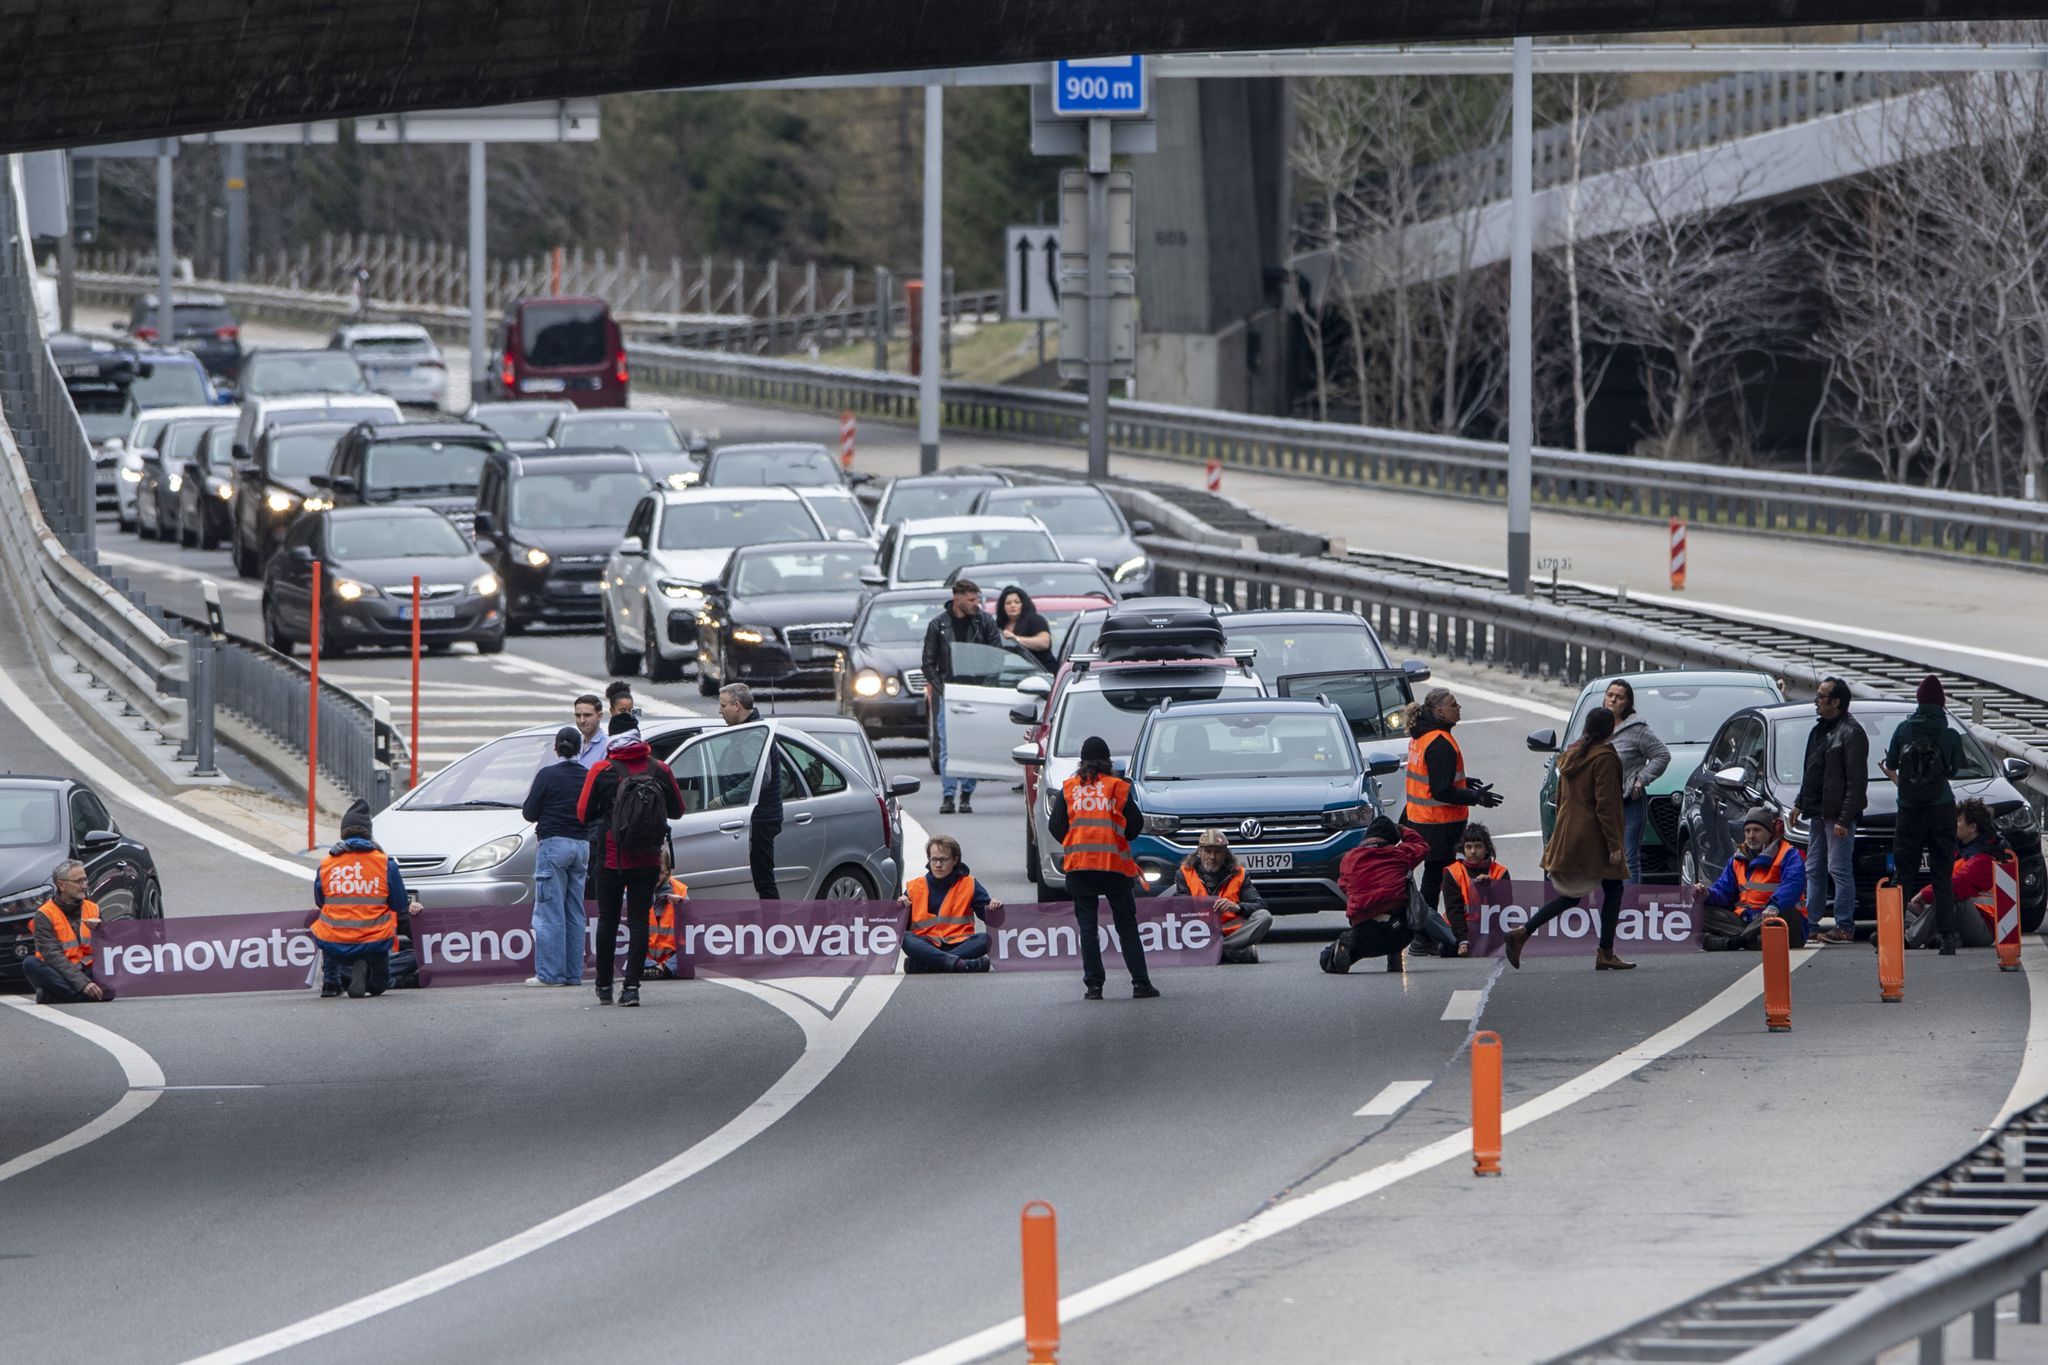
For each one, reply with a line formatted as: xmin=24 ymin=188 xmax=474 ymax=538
xmin=214 ymin=325 xmax=239 ymax=341
xmin=501 ymin=351 xmax=516 ymax=390
xmin=614 ymin=348 xmax=629 ymax=386
xmin=134 ymin=326 xmax=157 ymax=342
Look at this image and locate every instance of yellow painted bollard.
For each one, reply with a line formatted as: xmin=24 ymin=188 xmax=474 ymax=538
xmin=1877 ymin=878 xmax=1906 ymax=1004
xmin=1022 ymin=1201 xmax=1060 ymax=1364
xmin=1761 ymin=916 xmax=1792 ymax=1032
xmin=1472 ymin=1030 xmax=1503 ymax=1177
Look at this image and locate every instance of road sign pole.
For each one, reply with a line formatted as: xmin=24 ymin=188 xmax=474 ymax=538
xmin=1506 ymin=35 xmax=1534 ymax=597
xmin=468 ymin=140 xmax=488 ymax=403
xmin=1086 ymin=118 xmax=1110 ymax=482
xmin=919 ymin=84 xmax=943 ymax=474
xmin=224 ymin=142 xmax=248 ymax=282
xmin=155 ymin=145 xmax=175 ymax=347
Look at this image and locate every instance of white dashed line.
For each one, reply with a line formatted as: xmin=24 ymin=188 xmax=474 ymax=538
xmin=1354 ymin=1079 xmax=1431 ymax=1118
xmin=1441 ymin=989 xmax=1485 ymax=1022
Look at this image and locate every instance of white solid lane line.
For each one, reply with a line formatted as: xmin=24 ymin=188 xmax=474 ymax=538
xmin=1440 ymin=989 xmax=1485 ymax=1022
xmin=0 ymin=997 xmax=168 ymax=1184
xmin=1994 ymin=949 xmax=2048 ymax=1127
xmin=1427 ymin=670 xmax=1572 ymax=722
xmin=898 ymin=955 xmax=1817 ymax=1365
xmin=1354 ymin=1080 xmax=1431 ymax=1118
xmin=1628 ymin=590 xmax=2048 ymax=673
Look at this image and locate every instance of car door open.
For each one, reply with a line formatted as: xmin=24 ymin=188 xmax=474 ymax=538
xmin=941 ymin=642 xmax=1049 ymax=780
xmin=667 ymin=726 xmax=771 ymax=896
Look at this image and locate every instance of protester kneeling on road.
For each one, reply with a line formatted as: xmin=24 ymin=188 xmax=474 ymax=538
xmin=1438 ymin=823 xmax=1510 ymax=958
xmin=646 ymin=846 xmax=686 ymax=980
xmin=898 ymin=835 xmax=1000 ymax=974
xmin=1324 ymin=817 xmax=1428 ymax=975
xmin=311 ymin=799 xmax=412 ymax=999
xmin=577 ymin=713 xmax=684 ymax=1007
xmin=523 ymin=725 xmax=591 ymax=987
xmin=1906 ymin=798 xmax=2009 ymax=950
xmin=1177 ymin=828 xmax=1273 ymax=964
xmin=1701 ymin=807 xmax=1808 ymax=951
xmin=25 ymin=861 xmax=114 ymax=1004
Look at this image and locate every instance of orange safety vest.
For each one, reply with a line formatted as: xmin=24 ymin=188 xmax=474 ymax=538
xmin=1733 ymin=842 xmax=1794 ymax=917
xmin=312 ymin=848 xmax=398 ymax=946
xmin=648 ymin=876 xmax=686 ymax=965
xmin=1177 ymin=861 xmax=1247 ymax=934
xmin=1404 ymin=730 xmax=1468 ymax=825
xmin=34 ymin=898 xmax=100 ymax=968
xmin=1061 ymin=773 xmax=1140 ymax=878
xmin=1446 ymin=861 xmax=1510 ymax=909
xmin=907 ymin=875 xmax=980 ymax=945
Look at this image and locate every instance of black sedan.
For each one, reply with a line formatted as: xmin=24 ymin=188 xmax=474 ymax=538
xmin=694 ymin=541 xmax=878 ymax=696
xmin=231 ymin=421 xmax=354 ymax=577
xmin=474 ymin=450 xmax=653 ymax=631
xmin=261 ymin=507 xmax=505 ymax=657
xmin=1 ymin=777 xmax=162 ymax=993
xmin=1678 ymin=700 xmax=2046 ymax=932
xmin=137 ymin=414 xmax=236 ymax=543
xmin=173 ymin=425 xmax=237 ymax=550
xmin=832 ymin=588 xmax=949 ymax=739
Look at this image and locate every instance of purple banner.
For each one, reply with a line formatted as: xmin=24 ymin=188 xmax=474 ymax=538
xmin=1464 ymin=880 xmax=1703 ymax=958
xmin=982 ymin=897 xmax=1222 ymax=972
xmin=677 ymin=900 xmax=905 ymax=979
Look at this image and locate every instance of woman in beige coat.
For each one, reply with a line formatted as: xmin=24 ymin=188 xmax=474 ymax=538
xmin=1506 ymin=706 xmax=1635 ymax=970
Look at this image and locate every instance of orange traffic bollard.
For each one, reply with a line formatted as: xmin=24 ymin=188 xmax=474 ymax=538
xmin=839 ymin=410 xmax=856 ymax=471
xmin=1471 ymin=1030 xmax=1503 ymax=1177
xmin=1761 ymin=916 xmax=1792 ymax=1032
xmin=1205 ymin=457 xmax=1222 ymax=492
xmin=1995 ymin=852 xmax=2023 ymax=973
xmin=1021 ymin=1201 xmax=1060 ymax=1364
xmin=1669 ymin=517 xmax=1687 ymax=590
xmin=1877 ymin=878 xmax=1906 ymax=1003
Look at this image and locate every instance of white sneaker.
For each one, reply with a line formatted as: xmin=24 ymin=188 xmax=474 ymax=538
xmin=524 ymin=976 xmax=548 ymax=986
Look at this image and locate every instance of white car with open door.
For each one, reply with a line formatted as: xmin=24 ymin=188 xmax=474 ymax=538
xmin=929 ymin=641 xmax=1053 ymax=781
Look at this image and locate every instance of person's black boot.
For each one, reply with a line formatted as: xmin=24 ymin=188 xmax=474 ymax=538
xmin=619 ymin=986 xmax=640 ymax=1007
xmin=939 ymin=796 xmax=956 ymax=816
xmin=1133 ymin=982 xmax=1160 ymax=999
xmin=595 ymin=984 xmax=614 ymax=1005
xmin=1386 ymin=949 xmax=1404 ymax=973
xmin=1939 ymin=934 xmax=1961 ymax=957
xmin=320 ymin=983 xmax=343 ymax=998
xmin=959 ymin=794 xmax=974 ymax=814
xmin=346 ymin=958 xmax=370 ymax=998
xmin=1083 ymin=985 xmax=1104 ymax=1001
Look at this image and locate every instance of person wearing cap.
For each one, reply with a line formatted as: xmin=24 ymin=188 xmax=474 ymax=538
xmin=1175 ymin=829 xmax=1272 ymax=964
xmin=522 ymin=725 xmax=594 ymax=986
xmin=577 ymin=712 xmax=685 ymax=1006
xmin=310 ymin=799 xmax=411 ymax=999
xmin=1882 ymin=674 xmax=1966 ymax=954
xmin=1325 ymin=816 xmax=1429 ymax=973
xmin=1699 ymin=806 xmax=1809 ymax=951
xmin=1048 ymin=735 xmax=1156 ymax=999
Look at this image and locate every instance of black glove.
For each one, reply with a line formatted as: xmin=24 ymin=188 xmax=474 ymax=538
xmin=1473 ymin=787 xmax=1505 ymax=809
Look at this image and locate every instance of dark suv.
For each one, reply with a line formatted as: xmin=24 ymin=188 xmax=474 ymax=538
xmin=127 ymin=291 xmax=242 ymax=383
xmin=473 ymin=450 xmax=653 ymax=630
xmin=232 ymin=420 xmax=354 ymax=576
xmin=315 ymin=420 xmax=502 ymax=540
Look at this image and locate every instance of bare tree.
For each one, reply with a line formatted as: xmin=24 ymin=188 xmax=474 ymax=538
xmin=1289 ymin=78 xmax=1374 ymax=421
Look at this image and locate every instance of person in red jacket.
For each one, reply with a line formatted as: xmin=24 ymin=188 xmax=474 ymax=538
xmin=1907 ymin=798 xmax=2009 ymax=950
xmin=577 ymin=713 xmax=684 ymax=1007
xmin=1323 ymin=816 xmax=1429 ymax=974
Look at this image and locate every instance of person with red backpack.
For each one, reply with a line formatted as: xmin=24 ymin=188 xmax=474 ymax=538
xmin=577 ymin=713 xmax=683 ymax=1006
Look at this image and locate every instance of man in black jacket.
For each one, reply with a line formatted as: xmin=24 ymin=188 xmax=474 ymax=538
xmin=1883 ymin=675 xmax=1968 ymax=954
xmin=1800 ymin=678 xmax=1871 ymax=944
xmin=921 ymin=579 xmax=1003 ymax=815
xmin=720 ymin=682 xmax=783 ymax=898
xmin=523 ymin=726 xmax=593 ymax=986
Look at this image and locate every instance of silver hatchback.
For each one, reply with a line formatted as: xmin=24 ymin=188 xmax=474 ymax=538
xmin=374 ymin=716 xmax=913 ymax=907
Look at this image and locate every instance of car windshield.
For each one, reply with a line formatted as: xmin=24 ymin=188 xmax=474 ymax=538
xmin=987 ymin=566 xmax=1113 ymax=600
xmin=0 ymin=788 xmax=61 ymax=847
xmin=948 ymin=641 xmax=1047 ymax=687
xmin=362 ymin=440 xmax=491 ymax=496
xmin=1053 ymin=674 xmax=1260 ymax=758
xmin=708 ymin=447 xmax=841 ymax=487
xmin=883 ymin=481 xmax=996 ymax=523
xmin=510 ymin=471 xmax=652 ymax=530
xmin=1142 ymin=712 xmax=1356 ymax=781
xmin=984 ymin=492 xmax=1122 ymax=536
xmin=469 ymin=406 xmax=568 ymax=443
xmin=130 ymin=363 xmax=210 ymax=407
xmin=734 ymin=546 xmax=875 ymax=595
xmin=804 ymin=495 xmax=870 ymax=539
xmin=349 ymin=335 xmax=436 ymax=359
xmin=404 ymin=733 xmax=553 ymax=809
xmin=329 ymin=516 xmax=472 ymax=560
xmin=270 ymin=431 xmax=345 ymax=478
xmin=166 ymin=420 xmax=232 ymax=460
xmin=269 ymin=405 xmax=392 ymax=432
xmin=1228 ymin=623 xmax=1390 ymax=679
xmin=1581 ymin=682 xmax=1782 ymax=748
xmin=557 ymin=416 xmax=682 ymax=453
xmin=73 ymin=391 xmax=131 ymax=441
xmin=858 ymin=599 xmax=945 ymax=645
xmin=1769 ymin=714 xmax=1998 ymax=786
xmin=896 ymin=529 xmax=1058 ymax=583
xmin=172 ymin=304 xmax=234 ymax=333
xmin=659 ymin=500 xmax=820 ymax=551
xmin=520 ymin=302 xmax=609 ymax=367
xmin=242 ymin=353 xmax=367 ymax=396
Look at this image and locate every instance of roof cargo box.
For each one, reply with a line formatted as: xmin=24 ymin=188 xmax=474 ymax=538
xmin=1096 ymin=603 xmax=1226 ymax=662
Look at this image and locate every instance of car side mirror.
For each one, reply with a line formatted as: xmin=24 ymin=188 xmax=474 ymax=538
xmin=1526 ymin=728 xmax=1558 ymax=752
xmin=308 ymin=472 xmax=331 ymax=488
xmin=1713 ymin=766 xmax=1750 ymax=790
xmin=111 ymin=319 xmax=129 ymax=333
xmin=846 ymin=470 xmax=873 ymax=486
xmin=1366 ymin=754 xmax=1403 ymax=776
xmin=2003 ymin=757 xmax=2035 ymax=783
xmin=1402 ymin=659 xmax=1432 ymax=683
xmin=1012 ymin=743 xmax=1045 ymax=769
xmin=1009 ymin=702 xmax=1041 ymax=726
xmin=329 ymin=475 xmax=358 ymax=496
xmin=1130 ymin=518 xmax=1155 ymax=537
xmin=76 ymin=829 xmax=121 ymax=851
xmin=140 ymin=450 xmax=161 ymax=465
xmin=472 ymin=510 xmax=497 ymax=538
xmin=859 ymin=565 xmax=885 ymax=587
xmin=887 ymin=775 xmax=921 ymax=798
xmin=812 ymin=631 xmax=850 ymax=650
xmin=1017 ymin=675 xmax=1052 ymax=699
xmin=290 ymin=545 xmax=316 ymax=565
xmin=617 ymin=535 xmax=647 ymax=558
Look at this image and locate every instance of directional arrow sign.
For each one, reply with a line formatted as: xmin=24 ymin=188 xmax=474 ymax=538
xmin=1005 ymin=227 xmax=1060 ymax=321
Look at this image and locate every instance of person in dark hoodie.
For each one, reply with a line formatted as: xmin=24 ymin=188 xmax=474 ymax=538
xmin=522 ymin=725 xmax=592 ymax=986
xmin=993 ymin=584 xmax=1056 ymax=672
xmin=577 ymin=712 xmax=684 ymax=1006
xmin=1882 ymin=674 xmax=1967 ymax=954
xmin=1325 ymin=816 xmax=1429 ymax=973
xmin=719 ymin=682 xmax=782 ymax=898
xmin=1401 ymin=688 xmax=1504 ymax=929
xmin=1800 ymin=677 xmax=1871 ymax=944
xmin=310 ymin=799 xmax=411 ymax=999
xmin=897 ymin=834 xmax=1001 ymax=973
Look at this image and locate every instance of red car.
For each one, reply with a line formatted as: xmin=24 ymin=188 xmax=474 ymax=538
xmin=492 ymin=296 xmax=627 ymax=408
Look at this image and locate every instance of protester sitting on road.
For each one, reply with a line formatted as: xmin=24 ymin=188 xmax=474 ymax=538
xmin=1906 ymin=798 xmax=2007 ymax=950
xmin=1176 ymin=828 xmax=1273 ymax=964
xmin=1438 ymin=822 xmax=1509 ymax=958
xmin=1700 ymin=807 xmax=1809 ymax=951
xmin=647 ymin=847 xmax=686 ymax=980
xmin=1050 ymin=735 xmax=1157 ymax=1000
xmin=1324 ymin=816 xmax=1428 ymax=975
xmin=1402 ymin=688 xmax=1504 ymax=934
xmin=573 ymin=693 xmax=609 ymax=768
xmin=1800 ymin=677 xmax=1869 ymax=944
xmin=25 ymin=861 xmax=114 ymax=1005
xmin=522 ymin=725 xmax=591 ymax=987
xmin=1508 ymin=706 xmax=1632 ymax=971
xmin=1883 ymin=674 xmax=1966 ymax=954
xmin=1606 ymin=680 xmax=1671 ymax=882
xmin=578 ymin=712 xmax=685 ymax=1007
xmin=898 ymin=834 xmax=1000 ymax=974
xmin=311 ymin=799 xmax=411 ymax=999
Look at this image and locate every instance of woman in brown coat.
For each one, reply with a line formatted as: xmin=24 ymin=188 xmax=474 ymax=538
xmin=1506 ymin=706 xmax=1635 ymax=970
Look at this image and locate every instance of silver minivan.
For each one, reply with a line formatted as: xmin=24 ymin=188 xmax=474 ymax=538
xmin=374 ymin=716 xmax=914 ymax=907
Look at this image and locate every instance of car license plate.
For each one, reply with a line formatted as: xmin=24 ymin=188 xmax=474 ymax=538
xmin=399 ymin=604 xmax=457 ymax=621
xmin=1241 ymin=852 xmax=1293 ymax=872
xmin=520 ymin=377 xmax=567 ymax=393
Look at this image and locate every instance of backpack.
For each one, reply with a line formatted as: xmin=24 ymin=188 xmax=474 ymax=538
xmin=609 ymin=766 xmax=671 ymax=852
xmin=1895 ymin=726 xmax=1950 ymax=804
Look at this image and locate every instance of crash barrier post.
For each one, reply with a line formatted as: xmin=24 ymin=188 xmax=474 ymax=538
xmin=1021 ymin=1201 xmax=1060 ymax=1365
xmin=1762 ymin=916 xmax=1792 ymax=1032
xmin=1205 ymin=457 xmax=1221 ymax=492
xmin=1996 ymin=854 xmax=2023 ymax=973
xmin=907 ymin=280 xmax=926 ymax=377
xmin=550 ymin=245 xmax=563 ymax=296
xmin=410 ymin=575 xmax=422 ymax=790
xmin=839 ymin=410 xmax=856 ymax=470
xmin=1472 ymin=1030 xmax=1503 ymax=1176
xmin=307 ymin=560 xmax=321 ymax=851
xmin=1878 ymin=878 xmax=1906 ymax=1003
xmin=1669 ymin=517 xmax=1687 ymax=590
xmin=189 ymin=638 xmax=217 ymax=778
xmin=202 ymin=579 xmax=225 ymax=638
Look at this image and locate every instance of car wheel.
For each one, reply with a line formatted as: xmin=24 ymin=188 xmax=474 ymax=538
xmin=200 ymin=519 xmax=221 ymax=551
xmin=476 ymin=631 xmax=506 ymax=656
xmin=1677 ymin=830 xmax=1699 ymax=887
xmin=262 ymin=598 xmax=296 ymax=656
xmin=602 ymin=614 xmax=641 ymax=677
xmin=645 ymin=609 xmax=684 ymax=682
xmin=137 ymin=499 xmax=158 ymax=541
xmin=178 ymin=502 xmax=197 ymax=549
xmin=318 ymin=611 xmax=350 ymax=659
xmin=820 ymin=865 xmax=876 ymax=902
xmin=233 ymin=535 xmax=259 ymax=579
xmin=140 ymin=877 xmax=163 ymax=920
xmin=1025 ymin=831 xmax=1041 ymax=884
xmin=696 ymin=652 xmax=721 ymax=697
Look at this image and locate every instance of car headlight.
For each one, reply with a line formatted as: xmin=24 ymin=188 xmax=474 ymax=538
xmin=2000 ymin=805 xmax=2041 ymax=835
xmin=332 ymin=578 xmax=375 ymax=602
xmin=732 ymin=625 xmax=774 ymax=645
xmin=303 ymin=496 xmax=332 ymax=513
xmin=1322 ymin=803 xmax=1370 ymax=830
xmin=0 ymin=882 xmax=54 ymax=920
xmin=1142 ymin=813 xmax=1179 ymax=836
xmin=1113 ymin=555 xmax=1150 ymax=583
xmin=168 ymin=474 xmax=184 ymax=493
xmin=853 ymin=670 xmax=884 ymax=698
xmin=523 ymin=545 xmax=551 ymax=569
xmin=120 ymin=467 xmax=144 ymax=483
xmin=452 ymin=835 xmax=523 ymax=875
xmin=1140 ymin=867 xmax=1166 ymax=885
xmin=266 ymin=490 xmax=296 ymax=513
xmin=471 ymin=572 xmax=500 ymax=597
xmin=666 ymin=471 xmax=700 ymax=489
xmin=657 ymin=578 xmax=705 ymax=602
xmin=214 ymin=480 xmax=234 ymax=500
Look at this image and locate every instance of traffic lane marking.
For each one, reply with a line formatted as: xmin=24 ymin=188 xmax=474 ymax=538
xmin=1427 ymin=669 xmax=1572 ymax=722
xmin=1441 ymin=989 xmax=1485 ymax=1021
xmin=0 ymin=997 xmax=167 ymax=1185
xmin=1355 ymin=1079 xmax=1431 ymax=1117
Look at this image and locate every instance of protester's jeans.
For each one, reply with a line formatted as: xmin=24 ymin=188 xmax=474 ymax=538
xmin=1807 ymin=816 xmax=1860 ymax=935
xmin=532 ymin=836 xmax=589 ymax=985
xmin=902 ymin=931 xmax=991 ymax=973
xmin=1622 ymin=797 xmax=1649 ymax=882
xmin=935 ymin=699 xmax=977 ymax=801
xmin=22 ymin=957 xmax=114 ymax=1002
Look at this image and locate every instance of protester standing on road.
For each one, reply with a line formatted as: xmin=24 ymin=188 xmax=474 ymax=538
xmin=1800 ymin=678 xmax=1870 ymax=944
xmin=310 ymin=800 xmax=410 ymax=999
xmin=1176 ymin=828 xmax=1274 ymax=964
xmin=24 ymin=861 xmax=114 ymax=1004
xmin=573 ymin=694 xmax=609 ymax=768
xmin=1049 ymin=735 xmax=1156 ymax=1000
xmin=923 ymin=579 xmax=1004 ymax=815
xmin=522 ymin=726 xmax=592 ymax=987
xmin=1605 ymin=680 xmax=1670 ymax=881
xmin=719 ymin=683 xmax=783 ymax=899
xmin=1883 ymin=675 xmax=1966 ymax=955
xmin=577 ymin=713 xmax=684 ymax=1006
xmin=1507 ymin=706 xmax=1633 ymax=970
xmin=1700 ymin=807 xmax=1808 ymax=951
xmin=1323 ymin=817 xmax=1428 ymax=974
xmin=1905 ymin=798 xmax=2009 ymax=949
xmin=1401 ymin=688 xmax=1504 ymax=926
xmin=994 ymin=585 xmax=1056 ymax=673
xmin=898 ymin=834 xmax=1000 ymax=974
xmin=605 ymin=680 xmax=637 ymax=721
xmin=1438 ymin=823 xmax=1509 ymax=958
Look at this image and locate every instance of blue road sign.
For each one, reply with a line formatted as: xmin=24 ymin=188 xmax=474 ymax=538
xmin=1051 ymin=56 xmax=1147 ymax=118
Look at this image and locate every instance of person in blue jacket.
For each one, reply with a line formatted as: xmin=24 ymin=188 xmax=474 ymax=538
xmin=1700 ymin=806 xmax=1808 ymax=950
